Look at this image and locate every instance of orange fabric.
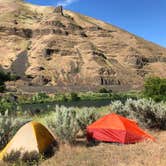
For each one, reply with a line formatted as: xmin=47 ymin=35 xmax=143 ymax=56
xmin=88 ymin=114 xmax=126 ymax=130
xmin=87 ymin=113 xmax=155 ymax=143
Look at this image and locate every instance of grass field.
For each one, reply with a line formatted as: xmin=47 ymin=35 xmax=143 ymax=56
xmin=41 ymin=131 xmax=166 ymax=166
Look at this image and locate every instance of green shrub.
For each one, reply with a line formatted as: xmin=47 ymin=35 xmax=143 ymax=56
xmin=45 ymin=106 xmax=99 ymax=144
xmin=0 ymin=84 xmax=5 ymax=92
xmin=144 ymin=77 xmax=166 ymax=102
xmin=0 ymin=113 xmax=29 ymax=150
xmin=111 ymin=99 xmax=166 ymax=129
xmin=99 ymin=88 xmax=111 ymax=93
xmin=76 ymin=107 xmax=99 ymax=131
xmin=0 ymin=71 xmax=19 ymax=92
xmin=0 ymin=71 xmax=10 ymax=81
xmin=47 ymin=106 xmax=79 ymax=144
xmin=61 ymin=95 xmax=68 ymax=102
xmin=0 ymin=98 xmax=17 ymax=115
xmin=109 ymin=92 xmax=139 ymax=102
xmin=31 ymin=92 xmax=49 ymax=103
xmin=70 ymin=92 xmax=80 ymax=101
xmin=0 ymin=71 xmax=9 ymax=92
xmin=111 ymin=100 xmax=126 ymax=115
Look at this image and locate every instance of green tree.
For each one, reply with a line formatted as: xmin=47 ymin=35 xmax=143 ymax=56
xmin=0 ymin=71 xmax=10 ymax=92
xmin=70 ymin=92 xmax=80 ymax=101
xmin=99 ymin=88 xmax=111 ymax=93
xmin=144 ymin=77 xmax=166 ymax=101
xmin=0 ymin=70 xmax=19 ymax=92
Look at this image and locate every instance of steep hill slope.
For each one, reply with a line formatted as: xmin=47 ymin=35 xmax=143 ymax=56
xmin=0 ymin=0 xmax=166 ymax=92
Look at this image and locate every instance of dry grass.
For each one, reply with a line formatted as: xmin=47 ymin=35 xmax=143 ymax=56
xmin=41 ymin=131 xmax=166 ymax=166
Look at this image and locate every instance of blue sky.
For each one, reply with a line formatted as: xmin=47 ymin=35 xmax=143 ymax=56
xmin=26 ymin=0 xmax=166 ymax=47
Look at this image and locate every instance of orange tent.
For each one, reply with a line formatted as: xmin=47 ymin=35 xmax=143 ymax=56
xmin=87 ymin=113 xmax=155 ymax=144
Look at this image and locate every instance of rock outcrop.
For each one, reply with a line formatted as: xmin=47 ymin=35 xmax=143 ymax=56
xmin=54 ymin=6 xmax=63 ymax=15
xmin=0 ymin=0 xmax=166 ymax=92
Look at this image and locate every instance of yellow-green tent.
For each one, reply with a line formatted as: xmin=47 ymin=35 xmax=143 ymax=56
xmin=0 ymin=121 xmax=57 ymax=160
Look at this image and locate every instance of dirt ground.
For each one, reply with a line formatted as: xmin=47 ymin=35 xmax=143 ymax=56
xmin=41 ymin=131 xmax=166 ymax=166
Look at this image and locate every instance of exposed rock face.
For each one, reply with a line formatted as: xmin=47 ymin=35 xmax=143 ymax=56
xmin=45 ymin=20 xmax=65 ymax=27
xmin=0 ymin=0 xmax=166 ymax=92
xmin=31 ymin=75 xmax=51 ymax=86
xmin=54 ymin=6 xmax=63 ymax=15
xmin=11 ymin=51 xmax=29 ymax=77
xmin=0 ymin=26 xmax=33 ymax=38
xmin=126 ymin=55 xmax=149 ymax=69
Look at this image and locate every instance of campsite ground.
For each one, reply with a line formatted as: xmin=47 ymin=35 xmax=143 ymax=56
xmin=0 ymin=131 xmax=165 ymax=166
xmin=0 ymin=91 xmax=166 ymax=166
xmin=41 ymin=131 xmax=166 ymax=166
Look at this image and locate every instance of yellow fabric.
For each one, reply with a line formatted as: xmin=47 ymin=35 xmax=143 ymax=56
xmin=0 ymin=135 xmax=14 ymax=160
xmin=31 ymin=121 xmax=56 ymax=153
xmin=0 ymin=121 xmax=56 ymax=160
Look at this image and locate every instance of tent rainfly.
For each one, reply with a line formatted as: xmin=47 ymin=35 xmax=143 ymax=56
xmin=0 ymin=121 xmax=57 ymax=160
xmin=87 ymin=113 xmax=155 ymax=144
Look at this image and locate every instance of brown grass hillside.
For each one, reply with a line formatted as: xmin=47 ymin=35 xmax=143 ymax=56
xmin=0 ymin=0 xmax=166 ymax=92
xmin=41 ymin=131 xmax=166 ymax=166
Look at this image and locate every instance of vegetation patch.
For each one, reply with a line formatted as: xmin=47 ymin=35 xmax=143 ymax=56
xmin=43 ymin=106 xmax=99 ymax=144
xmin=0 ymin=70 xmax=19 ymax=92
xmin=144 ymin=77 xmax=166 ymax=102
xmin=0 ymin=114 xmax=29 ymax=150
xmin=111 ymin=98 xmax=166 ymax=129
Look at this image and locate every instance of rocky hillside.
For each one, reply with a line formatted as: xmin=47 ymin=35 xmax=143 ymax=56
xmin=0 ymin=0 xmax=166 ymax=92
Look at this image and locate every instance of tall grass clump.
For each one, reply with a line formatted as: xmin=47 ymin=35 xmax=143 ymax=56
xmin=111 ymin=99 xmax=166 ymax=129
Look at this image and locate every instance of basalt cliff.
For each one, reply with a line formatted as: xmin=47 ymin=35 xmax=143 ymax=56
xmin=0 ymin=0 xmax=166 ymax=92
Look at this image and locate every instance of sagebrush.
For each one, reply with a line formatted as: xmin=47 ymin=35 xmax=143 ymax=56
xmin=44 ymin=106 xmax=98 ymax=143
xmin=0 ymin=112 xmax=29 ymax=150
xmin=111 ymin=98 xmax=166 ymax=129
